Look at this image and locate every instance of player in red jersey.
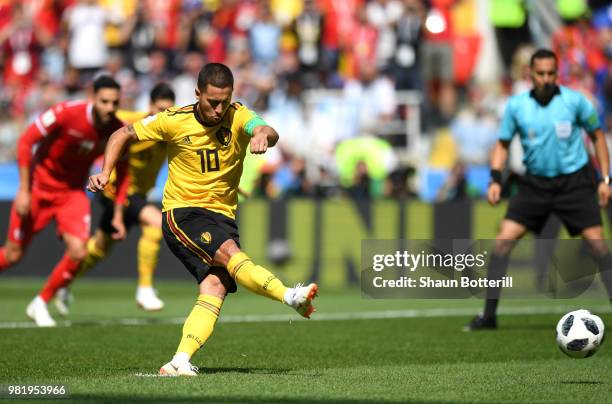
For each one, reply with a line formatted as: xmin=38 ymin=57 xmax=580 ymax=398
xmin=0 ymin=75 xmax=128 ymax=326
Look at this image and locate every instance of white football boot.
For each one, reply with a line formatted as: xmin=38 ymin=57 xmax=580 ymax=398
xmin=26 ymin=296 xmax=57 ymax=327
xmin=159 ymin=361 xmax=199 ymax=377
xmin=284 ymin=283 xmax=319 ymax=319
xmin=136 ymin=287 xmax=164 ymax=311
xmin=54 ymin=287 xmax=73 ymax=317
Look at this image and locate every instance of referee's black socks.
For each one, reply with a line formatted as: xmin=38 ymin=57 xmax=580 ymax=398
xmin=483 ymin=253 xmax=510 ymax=320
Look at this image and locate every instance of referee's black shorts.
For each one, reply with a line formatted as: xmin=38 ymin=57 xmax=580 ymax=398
xmin=506 ymin=164 xmax=602 ymax=236
xmin=162 ymin=207 xmax=239 ymax=292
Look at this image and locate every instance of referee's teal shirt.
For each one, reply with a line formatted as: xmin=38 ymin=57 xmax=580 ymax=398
xmin=499 ymin=85 xmax=601 ymax=177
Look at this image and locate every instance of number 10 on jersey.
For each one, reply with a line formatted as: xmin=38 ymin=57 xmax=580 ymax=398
xmin=196 ymin=149 xmax=220 ymax=173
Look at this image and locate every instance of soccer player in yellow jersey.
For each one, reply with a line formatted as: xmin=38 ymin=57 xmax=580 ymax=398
xmin=54 ymin=83 xmax=176 ymax=314
xmin=88 ymin=63 xmax=319 ymax=376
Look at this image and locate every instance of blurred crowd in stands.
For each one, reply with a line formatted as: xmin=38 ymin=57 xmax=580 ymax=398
xmin=0 ymin=0 xmax=611 ymax=201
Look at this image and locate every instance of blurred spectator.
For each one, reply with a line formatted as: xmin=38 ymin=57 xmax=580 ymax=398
xmin=347 ymin=160 xmax=371 ymax=199
xmin=598 ymin=54 xmax=612 ymax=133
xmin=385 ymin=165 xmax=417 ymax=198
xmin=294 ymin=0 xmax=323 ymax=87
xmin=143 ymin=0 xmax=183 ymax=51
xmin=0 ymin=2 xmax=52 ymax=116
xmin=122 ymin=2 xmax=157 ymax=75
xmin=489 ymin=0 xmax=532 ymax=79
xmin=318 ymin=0 xmax=363 ymax=80
xmin=101 ymin=0 xmax=137 ymax=50
xmin=266 ymin=73 xmax=309 ymax=155
xmin=552 ymin=0 xmax=606 ymax=85
xmin=510 ymin=44 xmax=535 ymax=94
xmin=183 ymin=4 xmax=226 ymax=61
xmin=366 ymin=0 xmax=404 ymax=69
xmin=0 ymin=99 xmax=20 ymax=162
xmin=63 ymin=0 xmax=109 ymax=81
xmin=336 ymin=136 xmax=397 ymax=198
xmin=341 ymin=7 xmax=377 ymax=80
xmin=436 ymin=161 xmax=479 ymax=201
xmin=172 ymin=51 xmax=204 ymax=106
xmin=249 ymin=1 xmax=281 ymax=70
xmin=135 ymin=49 xmax=174 ymax=110
xmin=269 ymin=149 xmax=311 ymax=198
xmin=344 ymin=62 xmax=396 ymax=134
xmin=391 ymin=0 xmax=425 ymax=90
xmin=225 ymin=35 xmax=275 ymax=110
xmin=271 ymin=0 xmax=303 ymax=27
xmin=422 ymin=0 xmax=457 ymax=128
xmin=450 ymin=84 xmax=499 ymax=165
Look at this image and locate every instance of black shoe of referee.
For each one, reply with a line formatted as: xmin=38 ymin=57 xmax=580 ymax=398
xmin=463 ymin=314 xmax=497 ymax=331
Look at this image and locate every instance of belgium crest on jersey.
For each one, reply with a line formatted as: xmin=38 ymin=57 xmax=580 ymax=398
xmin=216 ymin=127 xmax=232 ymax=147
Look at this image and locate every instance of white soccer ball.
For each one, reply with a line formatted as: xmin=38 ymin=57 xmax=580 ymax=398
xmin=555 ymin=309 xmax=605 ymax=358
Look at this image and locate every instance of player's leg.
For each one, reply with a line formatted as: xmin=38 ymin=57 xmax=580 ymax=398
xmin=0 ymin=193 xmax=47 ymax=271
xmin=77 ymin=195 xmax=119 ymax=277
xmin=464 ymin=219 xmax=527 ymax=331
xmin=581 ymin=226 xmax=612 ymax=300
xmin=27 ymin=191 xmax=90 ymax=326
xmin=166 ymin=208 xmax=318 ymax=317
xmin=53 ymin=229 xmax=113 ymax=315
xmin=159 ymin=210 xmax=231 ymax=376
xmin=27 ymin=233 xmax=87 ymax=327
xmin=54 ymin=195 xmax=118 ymax=315
xmin=466 ymin=179 xmax=550 ymax=331
xmin=136 ymin=203 xmax=164 ymax=311
xmin=78 ymin=230 xmax=115 ymax=276
xmin=556 ymin=172 xmax=612 ymax=299
xmin=160 ymin=268 xmax=231 ymax=377
xmin=215 ymin=239 xmax=318 ymax=318
xmin=0 ymin=240 xmax=26 ymax=271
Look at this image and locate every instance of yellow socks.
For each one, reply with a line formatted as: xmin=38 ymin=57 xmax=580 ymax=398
xmin=77 ymin=237 xmax=109 ymax=277
xmin=176 ymin=295 xmax=223 ymax=357
xmin=137 ymin=226 xmax=162 ymax=288
xmin=226 ymin=252 xmax=287 ymax=303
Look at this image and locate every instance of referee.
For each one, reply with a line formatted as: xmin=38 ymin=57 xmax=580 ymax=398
xmin=465 ymin=48 xmax=612 ymax=331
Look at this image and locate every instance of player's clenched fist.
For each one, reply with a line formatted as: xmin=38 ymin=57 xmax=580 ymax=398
xmin=88 ymin=172 xmax=109 ymax=192
xmin=249 ymin=133 xmax=268 ymax=154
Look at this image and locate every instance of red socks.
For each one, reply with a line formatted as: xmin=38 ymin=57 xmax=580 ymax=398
xmin=0 ymin=248 xmax=9 ymax=272
xmin=39 ymin=254 xmax=81 ymax=302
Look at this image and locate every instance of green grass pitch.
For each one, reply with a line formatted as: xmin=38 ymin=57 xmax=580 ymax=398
xmin=1 ymin=279 xmax=611 ymax=403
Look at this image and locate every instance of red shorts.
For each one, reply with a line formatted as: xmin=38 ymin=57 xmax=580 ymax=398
xmin=7 ymin=188 xmax=91 ymax=246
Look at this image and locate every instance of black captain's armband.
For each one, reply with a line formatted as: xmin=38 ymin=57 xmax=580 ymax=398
xmin=490 ymin=169 xmax=503 ymax=185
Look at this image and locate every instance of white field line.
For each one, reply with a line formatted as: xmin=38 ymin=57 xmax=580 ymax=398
xmin=1 ymin=304 xmax=611 ymax=329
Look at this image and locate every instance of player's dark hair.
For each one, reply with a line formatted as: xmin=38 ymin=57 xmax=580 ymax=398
xmin=530 ymin=49 xmax=558 ymax=68
xmin=150 ymin=82 xmax=176 ymax=103
xmin=93 ymin=75 xmax=121 ymax=93
xmin=197 ymin=63 xmax=234 ymax=90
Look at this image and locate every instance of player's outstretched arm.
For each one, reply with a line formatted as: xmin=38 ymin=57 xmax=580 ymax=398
xmin=250 ymin=125 xmax=279 ymax=154
xmin=88 ymin=124 xmax=138 ymax=192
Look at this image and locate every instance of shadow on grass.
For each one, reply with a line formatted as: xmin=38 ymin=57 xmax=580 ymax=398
xmin=67 ymin=396 xmax=456 ymax=403
xmin=200 ymin=367 xmax=317 ymax=376
xmin=560 ymin=380 xmax=604 ymax=385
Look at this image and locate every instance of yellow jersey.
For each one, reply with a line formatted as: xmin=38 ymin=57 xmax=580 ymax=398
xmin=103 ymin=110 xmax=168 ymax=200
xmin=132 ymin=102 xmax=267 ymax=218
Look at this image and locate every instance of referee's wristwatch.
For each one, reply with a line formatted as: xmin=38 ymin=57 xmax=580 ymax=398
xmin=602 ymin=176 xmax=611 ymax=185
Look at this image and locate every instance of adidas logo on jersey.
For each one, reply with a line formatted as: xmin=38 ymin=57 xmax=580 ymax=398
xmin=181 ymin=136 xmax=192 ymax=145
